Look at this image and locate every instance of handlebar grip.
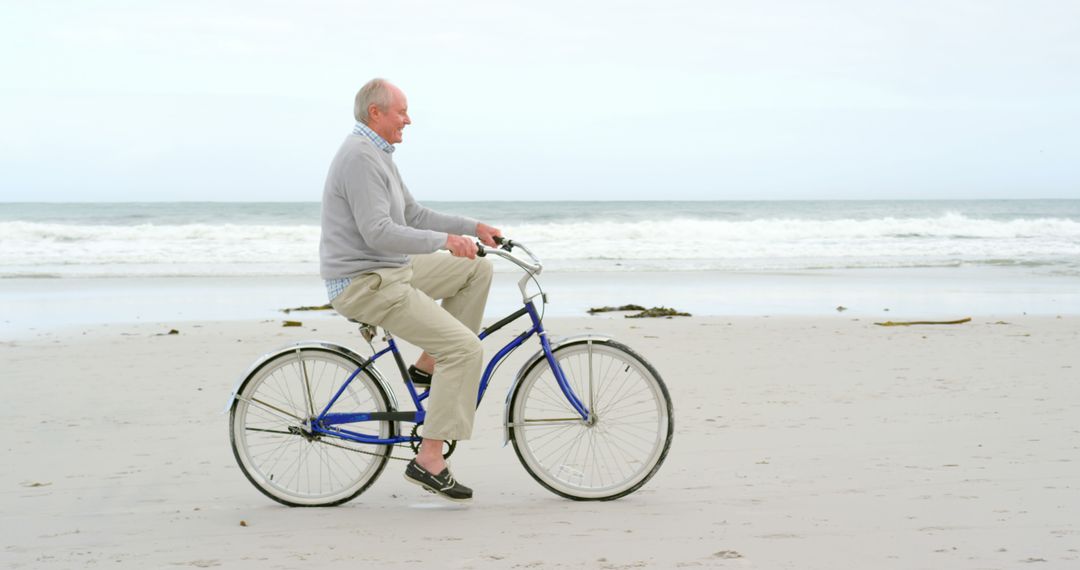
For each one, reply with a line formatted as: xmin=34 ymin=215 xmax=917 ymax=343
xmin=475 ymin=242 xmax=486 ymax=256
xmin=493 ymin=235 xmax=506 ymax=245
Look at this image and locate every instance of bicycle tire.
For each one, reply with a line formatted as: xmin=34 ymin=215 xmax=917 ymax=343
xmin=508 ymin=339 xmax=673 ymax=500
xmin=230 ymin=347 xmax=394 ymax=507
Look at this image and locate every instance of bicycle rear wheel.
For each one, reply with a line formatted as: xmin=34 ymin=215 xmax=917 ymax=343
xmin=230 ymin=347 xmax=393 ymax=506
xmin=509 ymin=339 xmax=673 ymax=500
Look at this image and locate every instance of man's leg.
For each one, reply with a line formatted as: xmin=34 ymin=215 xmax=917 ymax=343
xmin=409 ymin=252 xmax=493 ymax=332
xmin=405 ymin=253 xmax=493 ymax=473
xmin=331 ymin=264 xmax=485 ymax=449
xmin=407 ymin=253 xmax=493 ymax=375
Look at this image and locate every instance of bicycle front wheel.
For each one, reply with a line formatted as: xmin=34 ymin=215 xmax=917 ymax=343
xmin=229 ymin=347 xmax=394 ymax=507
xmin=509 ymin=339 xmax=673 ymax=500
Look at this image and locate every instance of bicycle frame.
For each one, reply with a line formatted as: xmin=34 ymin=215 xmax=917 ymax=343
xmin=309 ymin=298 xmax=589 ymax=446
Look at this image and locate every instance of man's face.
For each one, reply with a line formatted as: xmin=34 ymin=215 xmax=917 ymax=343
xmin=369 ymin=86 xmax=411 ymax=144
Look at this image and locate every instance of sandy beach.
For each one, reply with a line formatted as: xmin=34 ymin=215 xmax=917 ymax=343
xmin=7 ymin=0 xmax=1080 ymax=562
xmin=2 ymin=312 xmax=1078 ymax=568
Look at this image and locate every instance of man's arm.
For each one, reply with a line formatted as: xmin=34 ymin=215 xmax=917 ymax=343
xmin=343 ymin=154 xmax=447 ymax=255
xmin=402 ymin=184 xmax=503 ymax=251
xmin=401 ymin=183 xmax=479 ymax=237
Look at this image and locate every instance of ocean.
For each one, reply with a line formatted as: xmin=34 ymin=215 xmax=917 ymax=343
xmin=2 ymin=200 xmax=1080 ymax=278
xmin=2 ymin=200 xmax=1079 ymax=334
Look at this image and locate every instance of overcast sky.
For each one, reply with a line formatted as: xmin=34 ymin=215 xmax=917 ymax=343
xmin=2 ymin=1 xmax=1078 ymax=202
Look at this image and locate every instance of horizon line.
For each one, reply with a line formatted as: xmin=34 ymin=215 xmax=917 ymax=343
xmin=3 ymin=197 xmax=1079 ymax=205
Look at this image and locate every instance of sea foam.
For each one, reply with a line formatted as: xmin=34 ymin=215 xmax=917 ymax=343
xmin=2 ymin=213 xmax=1079 ymax=277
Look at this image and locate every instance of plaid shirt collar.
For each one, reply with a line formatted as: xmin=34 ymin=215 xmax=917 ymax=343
xmin=353 ymin=121 xmax=394 ymax=154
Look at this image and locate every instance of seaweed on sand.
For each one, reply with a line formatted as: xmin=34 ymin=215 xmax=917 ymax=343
xmin=625 ymin=306 xmax=692 ymax=319
xmin=587 ymin=304 xmax=647 ymax=314
xmin=282 ymin=304 xmax=332 ymax=314
xmin=587 ymin=304 xmax=691 ymax=318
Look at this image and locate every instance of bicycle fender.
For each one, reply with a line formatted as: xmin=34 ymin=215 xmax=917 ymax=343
xmin=502 ymin=334 xmax=612 ymax=445
xmin=222 ymin=341 xmax=399 ymax=415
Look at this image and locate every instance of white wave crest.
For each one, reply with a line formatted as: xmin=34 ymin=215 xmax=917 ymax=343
xmin=0 ymin=222 xmax=321 ymax=267
xmin=2 ymin=214 xmax=1079 ymax=277
xmin=501 ymin=214 xmax=1080 ymax=261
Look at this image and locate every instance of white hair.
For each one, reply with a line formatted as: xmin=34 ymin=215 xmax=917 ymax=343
xmin=354 ymin=78 xmax=395 ymax=123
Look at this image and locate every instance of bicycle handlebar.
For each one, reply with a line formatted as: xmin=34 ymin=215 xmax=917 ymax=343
xmin=475 ymin=237 xmax=542 ymax=274
xmin=479 ymin=235 xmax=513 ymax=251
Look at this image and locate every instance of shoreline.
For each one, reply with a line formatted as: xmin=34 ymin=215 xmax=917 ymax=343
xmin=2 ymin=266 xmax=1079 ymax=340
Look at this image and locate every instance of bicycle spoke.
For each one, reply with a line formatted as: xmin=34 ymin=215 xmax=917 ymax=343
xmin=512 ymin=341 xmax=671 ymax=499
xmin=231 ymin=349 xmax=394 ymax=506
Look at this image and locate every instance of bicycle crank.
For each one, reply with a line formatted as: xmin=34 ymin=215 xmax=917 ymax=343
xmin=409 ymin=424 xmax=457 ymax=459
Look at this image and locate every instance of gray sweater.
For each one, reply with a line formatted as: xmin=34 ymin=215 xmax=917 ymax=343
xmin=319 ymin=135 xmax=478 ymax=279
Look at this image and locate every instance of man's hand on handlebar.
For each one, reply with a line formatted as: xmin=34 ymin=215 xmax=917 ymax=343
xmin=448 ymin=223 xmax=503 ymax=259
xmin=476 ymin=222 xmax=503 ymax=248
xmin=445 ymin=234 xmax=478 ymax=259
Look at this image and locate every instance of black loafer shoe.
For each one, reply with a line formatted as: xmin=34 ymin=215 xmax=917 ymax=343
xmin=408 ymin=365 xmax=433 ymax=388
xmin=404 ymin=459 xmax=473 ymax=502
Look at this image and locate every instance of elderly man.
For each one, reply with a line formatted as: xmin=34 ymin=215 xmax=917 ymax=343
xmin=320 ymin=78 xmax=500 ymax=502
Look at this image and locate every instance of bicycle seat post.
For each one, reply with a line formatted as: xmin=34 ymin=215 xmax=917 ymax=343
xmin=358 ymin=323 xmax=378 ymax=343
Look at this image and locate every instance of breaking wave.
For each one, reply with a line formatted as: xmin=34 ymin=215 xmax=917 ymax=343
xmin=2 ymin=213 xmax=1079 ymax=277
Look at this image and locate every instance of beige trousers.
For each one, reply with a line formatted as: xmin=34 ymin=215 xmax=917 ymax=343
xmin=331 ymin=253 xmax=494 ymax=441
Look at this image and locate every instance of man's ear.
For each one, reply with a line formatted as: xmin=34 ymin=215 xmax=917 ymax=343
xmin=368 ymin=103 xmax=381 ymax=121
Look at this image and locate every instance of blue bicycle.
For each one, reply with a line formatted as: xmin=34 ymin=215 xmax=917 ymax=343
xmin=227 ymin=239 xmax=673 ymax=505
